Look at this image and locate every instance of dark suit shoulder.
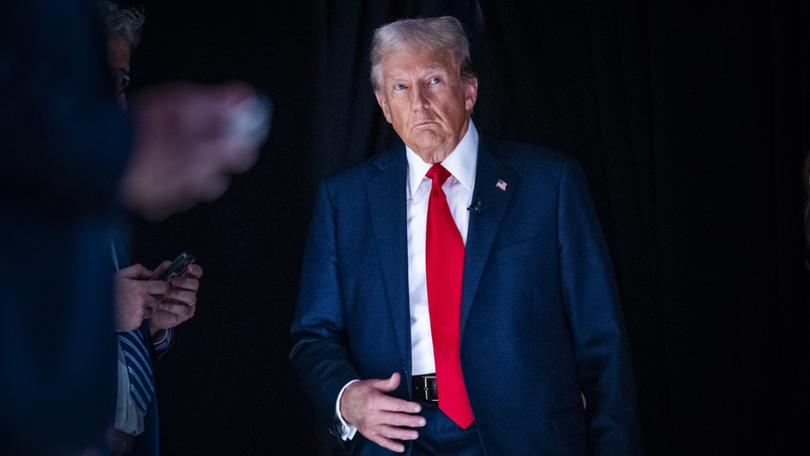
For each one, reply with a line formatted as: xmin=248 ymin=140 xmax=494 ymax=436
xmin=483 ymin=136 xmax=582 ymax=183
xmin=320 ymin=147 xmax=403 ymax=198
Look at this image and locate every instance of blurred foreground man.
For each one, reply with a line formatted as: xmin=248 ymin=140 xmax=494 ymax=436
xmin=0 ymin=1 xmax=260 ymax=453
xmin=100 ymin=3 xmax=203 ymax=455
xmin=291 ymin=16 xmax=641 ymax=455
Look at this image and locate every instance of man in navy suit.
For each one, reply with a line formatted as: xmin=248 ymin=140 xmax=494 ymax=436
xmin=291 ymin=16 xmax=641 ymax=455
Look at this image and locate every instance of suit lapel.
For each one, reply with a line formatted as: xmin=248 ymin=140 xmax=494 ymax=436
xmin=461 ymin=139 xmax=517 ymax=340
xmin=366 ymin=148 xmax=412 ymax=377
xmin=364 ymin=140 xmax=516 ymax=375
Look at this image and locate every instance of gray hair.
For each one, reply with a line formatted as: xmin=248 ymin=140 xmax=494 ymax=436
xmin=100 ymin=1 xmax=145 ymax=48
xmin=370 ymin=16 xmax=474 ymax=91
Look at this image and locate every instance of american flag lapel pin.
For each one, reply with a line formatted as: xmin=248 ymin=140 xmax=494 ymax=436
xmin=495 ymin=179 xmax=508 ymax=191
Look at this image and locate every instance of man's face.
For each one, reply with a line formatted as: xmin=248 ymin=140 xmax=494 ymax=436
xmin=107 ymin=35 xmax=132 ymax=108
xmin=375 ymin=47 xmax=478 ymax=163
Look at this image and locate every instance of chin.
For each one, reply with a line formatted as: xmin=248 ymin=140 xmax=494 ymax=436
xmin=411 ymin=131 xmax=444 ymax=148
xmin=414 ymin=142 xmax=442 ymax=158
xmin=412 ymin=139 xmax=438 ymax=151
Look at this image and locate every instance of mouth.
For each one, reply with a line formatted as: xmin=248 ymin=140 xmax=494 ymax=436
xmin=414 ymin=121 xmax=438 ymax=128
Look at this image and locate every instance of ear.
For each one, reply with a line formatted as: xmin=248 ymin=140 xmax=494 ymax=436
xmin=375 ymin=90 xmax=393 ymax=124
xmin=463 ymin=76 xmax=479 ymax=113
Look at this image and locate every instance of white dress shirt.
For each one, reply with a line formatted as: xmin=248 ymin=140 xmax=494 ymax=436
xmin=405 ymin=121 xmax=478 ymax=375
xmin=335 ymin=121 xmax=479 ymax=440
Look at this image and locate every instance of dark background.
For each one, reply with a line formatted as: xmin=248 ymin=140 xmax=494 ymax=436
xmin=124 ymin=0 xmax=809 ymax=454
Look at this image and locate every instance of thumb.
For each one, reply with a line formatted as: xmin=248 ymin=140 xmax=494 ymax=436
xmin=151 ymin=260 xmax=173 ymax=279
xmin=373 ymin=372 xmax=401 ymax=392
xmin=117 ymin=264 xmax=152 ymax=280
xmin=212 ymin=81 xmax=256 ymax=109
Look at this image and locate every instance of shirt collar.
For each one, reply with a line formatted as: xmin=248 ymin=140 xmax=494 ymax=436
xmin=406 ymin=120 xmax=479 ymax=198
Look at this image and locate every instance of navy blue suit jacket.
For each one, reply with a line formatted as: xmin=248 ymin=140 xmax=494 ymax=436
xmin=290 ymin=136 xmax=641 ymax=455
xmin=0 ymin=1 xmax=131 ymax=453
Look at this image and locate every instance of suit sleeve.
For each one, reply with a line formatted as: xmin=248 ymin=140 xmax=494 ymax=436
xmin=0 ymin=0 xmax=132 ymax=215
xmin=290 ymin=181 xmax=360 ymax=429
xmin=557 ymin=160 xmax=642 ymax=455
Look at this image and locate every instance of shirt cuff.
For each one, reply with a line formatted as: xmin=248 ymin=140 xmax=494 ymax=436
xmin=335 ymin=379 xmax=360 ymax=441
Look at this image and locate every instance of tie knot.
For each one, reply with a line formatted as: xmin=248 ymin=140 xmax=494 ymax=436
xmin=426 ymin=164 xmax=452 ymax=187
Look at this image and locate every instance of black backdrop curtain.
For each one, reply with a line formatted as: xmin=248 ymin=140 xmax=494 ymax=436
xmin=126 ymin=1 xmax=808 ymax=454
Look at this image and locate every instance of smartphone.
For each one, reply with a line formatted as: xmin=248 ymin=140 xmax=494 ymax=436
xmin=153 ymin=251 xmax=196 ymax=281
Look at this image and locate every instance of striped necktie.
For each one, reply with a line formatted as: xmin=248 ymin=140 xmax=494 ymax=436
xmin=110 ymin=231 xmax=156 ymax=413
xmin=118 ymin=329 xmax=155 ymax=412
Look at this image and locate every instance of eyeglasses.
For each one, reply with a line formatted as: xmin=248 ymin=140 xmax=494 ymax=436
xmin=114 ymin=68 xmax=131 ymax=96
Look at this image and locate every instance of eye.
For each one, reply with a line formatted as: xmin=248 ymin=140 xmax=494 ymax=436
xmin=428 ymin=77 xmax=442 ymax=85
xmin=393 ymin=83 xmax=407 ymax=91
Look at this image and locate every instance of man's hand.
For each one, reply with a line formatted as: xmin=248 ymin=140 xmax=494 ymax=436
xmin=120 ymin=82 xmax=262 ymax=221
xmin=114 ymin=264 xmax=169 ymax=332
xmin=340 ymin=372 xmax=425 ymax=453
xmin=148 ymin=262 xmax=203 ymax=335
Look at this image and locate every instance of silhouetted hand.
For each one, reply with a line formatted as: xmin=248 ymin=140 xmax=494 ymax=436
xmin=119 ymin=81 xmax=262 ymax=220
xmin=148 ymin=262 xmax=203 ymax=335
xmin=113 ymin=264 xmax=168 ymax=331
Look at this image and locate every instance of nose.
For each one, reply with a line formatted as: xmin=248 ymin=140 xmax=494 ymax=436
xmin=410 ymin=84 xmax=429 ymax=111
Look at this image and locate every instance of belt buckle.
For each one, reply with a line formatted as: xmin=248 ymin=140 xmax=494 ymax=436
xmin=423 ymin=375 xmax=438 ymax=402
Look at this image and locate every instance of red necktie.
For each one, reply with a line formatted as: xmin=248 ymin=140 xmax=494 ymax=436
xmin=425 ymin=164 xmax=474 ymax=428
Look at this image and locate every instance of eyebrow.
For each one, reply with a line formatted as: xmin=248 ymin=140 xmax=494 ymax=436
xmin=422 ymin=65 xmax=449 ymax=72
xmin=385 ymin=66 xmax=449 ymax=80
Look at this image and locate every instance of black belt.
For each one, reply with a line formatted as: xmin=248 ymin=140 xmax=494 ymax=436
xmin=412 ymin=374 xmax=439 ymax=403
